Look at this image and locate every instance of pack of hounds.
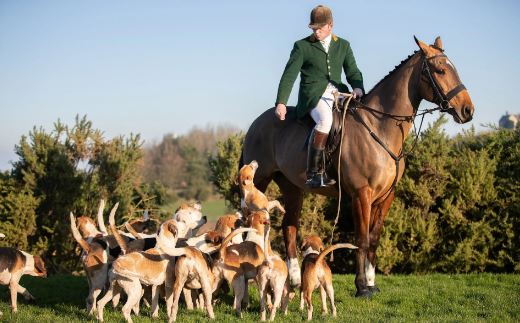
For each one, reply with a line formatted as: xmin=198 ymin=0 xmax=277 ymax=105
xmin=0 ymin=160 xmax=357 ymax=322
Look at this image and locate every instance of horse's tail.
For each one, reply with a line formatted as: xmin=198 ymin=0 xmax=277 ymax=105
xmin=108 ymin=203 xmax=128 ymax=254
xmin=316 ymin=243 xmax=358 ymax=264
xmin=219 ymin=228 xmax=257 ymax=260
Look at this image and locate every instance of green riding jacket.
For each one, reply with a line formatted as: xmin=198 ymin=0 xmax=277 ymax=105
xmin=275 ymin=34 xmax=364 ymax=118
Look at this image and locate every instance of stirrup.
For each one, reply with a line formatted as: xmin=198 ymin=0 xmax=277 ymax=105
xmin=305 ymin=173 xmax=336 ymax=188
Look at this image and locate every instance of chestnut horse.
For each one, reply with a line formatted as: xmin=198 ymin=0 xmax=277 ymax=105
xmin=242 ymin=37 xmax=474 ymax=297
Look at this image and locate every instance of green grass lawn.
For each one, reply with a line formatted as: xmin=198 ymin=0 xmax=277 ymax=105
xmin=0 ymin=273 xmax=518 ymax=322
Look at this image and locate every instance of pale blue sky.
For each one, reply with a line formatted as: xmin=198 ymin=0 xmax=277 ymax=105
xmin=1 ymin=0 xmax=519 ymax=170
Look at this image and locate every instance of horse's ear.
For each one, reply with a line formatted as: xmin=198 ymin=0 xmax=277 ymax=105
xmin=414 ymin=35 xmax=435 ymax=57
xmin=433 ymin=36 xmax=443 ymax=50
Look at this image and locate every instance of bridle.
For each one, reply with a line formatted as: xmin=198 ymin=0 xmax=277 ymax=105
xmin=421 ymin=50 xmax=467 ymax=113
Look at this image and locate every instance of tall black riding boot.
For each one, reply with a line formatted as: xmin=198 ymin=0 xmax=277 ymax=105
xmin=305 ymin=130 xmax=336 ymax=188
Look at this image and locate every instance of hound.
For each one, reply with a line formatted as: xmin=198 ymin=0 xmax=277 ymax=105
xmin=238 ymin=161 xmax=285 ymax=215
xmin=299 ymin=235 xmax=357 ymax=320
xmin=256 ymin=225 xmax=290 ymax=321
xmin=70 ymin=202 xmax=119 ymax=315
xmin=0 ymin=247 xmax=46 ymax=315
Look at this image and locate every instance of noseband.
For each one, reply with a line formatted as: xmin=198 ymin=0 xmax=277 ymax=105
xmin=421 ymin=53 xmax=466 ymax=112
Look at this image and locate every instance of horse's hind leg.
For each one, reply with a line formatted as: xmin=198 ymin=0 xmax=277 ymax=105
xmin=274 ymin=174 xmax=304 ymax=287
xmin=367 ymin=191 xmax=395 ymax=293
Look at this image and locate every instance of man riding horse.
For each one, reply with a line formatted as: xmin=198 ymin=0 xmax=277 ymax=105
xmin=275 ymin=5 xmax=364 ymax=188
xmin=243 ymin=4 xmax=474 ymax=294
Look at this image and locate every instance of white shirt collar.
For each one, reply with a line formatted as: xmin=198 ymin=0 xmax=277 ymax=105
xmin=320 ymin=34 xmax=332 ymax=52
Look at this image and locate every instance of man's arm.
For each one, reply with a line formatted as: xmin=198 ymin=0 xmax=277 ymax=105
xmin=343 ymin=43 xmax=364 ymax=96
xmin=275 ymin=42 xmax=304 ymax=120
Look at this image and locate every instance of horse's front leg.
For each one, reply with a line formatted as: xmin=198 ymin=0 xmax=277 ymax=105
xmin=352 ymin=186 xmax=373 ymax=297
xmin=275 ymin=175 xmax=304 ymax=287
xmin=367 ymin=191 xmax=395 ymax=293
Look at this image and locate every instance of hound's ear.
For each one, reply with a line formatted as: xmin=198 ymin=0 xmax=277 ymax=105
xmin=414 ymin=35 xmax=435 ymax=57
xmin=167 ymin=223 xmax=178 ymax=237
xmin=300 ymin=239 xmax=309 ymax=251
xmin=33 ymin=256 xmax=47 ymax=277
xmin=433 ymin=36 xmax=443 ymax=50
xmin=234 ymin=218 xmax=244 ymax=229
xmin=206 ymin=231 xmax=222 ymax=244
xmin=245 ymin=213 xmax=254 ymax=226
xmin=193 ymin=202 xmax=202 ymax=211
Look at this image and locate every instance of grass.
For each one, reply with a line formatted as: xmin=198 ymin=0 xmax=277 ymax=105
xmin=0 ymin=273 xmax=518 ymax=322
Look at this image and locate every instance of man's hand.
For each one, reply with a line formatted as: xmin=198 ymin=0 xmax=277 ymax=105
xmin=352 ymin=88 xmax=364 ymax=99
xmin=275 ymin=103 xmax=287 ymax=120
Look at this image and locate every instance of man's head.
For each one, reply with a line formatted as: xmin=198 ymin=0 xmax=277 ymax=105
xmin=309 ymin=5 xmax=333 ymax=41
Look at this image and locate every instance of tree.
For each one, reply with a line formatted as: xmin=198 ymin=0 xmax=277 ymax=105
xmin=8 ymin=115 xmax=148 ymax=273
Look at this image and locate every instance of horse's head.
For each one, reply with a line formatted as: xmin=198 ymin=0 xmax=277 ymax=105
xmin=415 ymin=36 xmax=474 ymax=123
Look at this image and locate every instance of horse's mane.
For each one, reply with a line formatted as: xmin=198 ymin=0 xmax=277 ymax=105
xmin=364 ymin=50 xmax=420 ymax=97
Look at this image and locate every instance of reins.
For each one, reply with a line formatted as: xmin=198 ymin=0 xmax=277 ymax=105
xmin=327 ymin=51 xmax=466 ymax=253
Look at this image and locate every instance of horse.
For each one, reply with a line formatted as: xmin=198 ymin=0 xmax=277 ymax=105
xmin=241 ymin=36 xmax=474 ymax=297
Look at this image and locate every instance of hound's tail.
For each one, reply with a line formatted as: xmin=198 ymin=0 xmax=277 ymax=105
xmin=108 ymin=203 xmax=129 ymax=254
xmin=96 ymin=199 xmax=108 ymax=235
xmin=70 ymin=213 xmax=91 ymax=252
xmin=124 ymin=221 xmax=143 ymax=239
xmin=316 ymin=243 xmax=358 ymax=264
xmin=219 ymin=227 xmax=257 ymax=260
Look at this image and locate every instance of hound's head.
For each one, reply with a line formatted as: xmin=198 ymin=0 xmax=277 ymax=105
xmin=247 ymin=210 xmax=270 ymax=231
xmin=300 ymin=235 xmax=324 ymax=254
xmin=76 ymin=216 xmax=101 ymax=239
xmin=173 ymin=202 xmax=206 ymax=235
xmin=238 ymin=160 xmax=259 ymax=190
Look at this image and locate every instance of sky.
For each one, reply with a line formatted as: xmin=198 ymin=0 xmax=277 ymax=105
xmin=1 ymin=0 xmax=519 ymax=170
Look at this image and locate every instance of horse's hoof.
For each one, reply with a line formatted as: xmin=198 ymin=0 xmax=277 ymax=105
xmin=368 ymin=286 xmax=380 ymax=294
xmin=355 ymin=289 xmax=372 ymax=298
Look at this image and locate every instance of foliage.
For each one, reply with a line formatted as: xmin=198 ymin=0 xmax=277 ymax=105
xmin=208 ymin=133 xmax=244 ymax=210
xmin=378 ymin=116 xmax=520 ymax=274
xmin=142 ymin=124 xmax=240 ymax=202
xmin=3 ymin=115 xmax=154 ymax=273
xmin=0 ymin=172 xmax=39 ymax=251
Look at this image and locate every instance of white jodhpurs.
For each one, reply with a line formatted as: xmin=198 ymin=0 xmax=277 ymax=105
xmin=310 ymin=85 xmax=336 ymax=134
